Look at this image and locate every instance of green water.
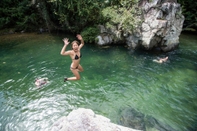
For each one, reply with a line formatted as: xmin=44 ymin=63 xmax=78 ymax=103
xmin=0 ymin=33 xmax=197 ymax=131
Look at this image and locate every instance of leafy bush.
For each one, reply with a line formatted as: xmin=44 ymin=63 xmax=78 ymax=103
xmin=81 ymin=26 xmax=99 ymax=44
xmin=178 ymin=0 xmax=197 ymax=31
xmin=102 ymin=0 xmax=142 ymax=33
xmin=1 ymin=0 xmax=195 ymax=33
xmin=0 ymin=0 xmax=43 ymax=31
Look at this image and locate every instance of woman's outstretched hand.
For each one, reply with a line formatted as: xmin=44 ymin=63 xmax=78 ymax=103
xmin=76 ymin=34 xmax=83 ymax=41
xmin=62 ymin=38 xmax=69 ymax=46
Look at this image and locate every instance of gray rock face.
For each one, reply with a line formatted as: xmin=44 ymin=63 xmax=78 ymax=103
xmin=97 ymin=0 xmax=184 ymax=52
xmin=51 ymin=108 xmax=141 ymax=131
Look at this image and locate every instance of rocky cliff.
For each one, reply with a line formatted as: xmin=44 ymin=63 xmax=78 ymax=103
xmin=97 ymin=0 xmax=184 ymax=52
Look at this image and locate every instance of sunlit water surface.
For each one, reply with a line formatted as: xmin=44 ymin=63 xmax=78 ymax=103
xmin=0 ymin=33 xmax=197 ymax=131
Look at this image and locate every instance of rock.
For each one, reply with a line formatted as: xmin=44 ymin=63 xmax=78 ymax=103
xmin=119 ymin=108 xmax=145 ymax=130
xmin=119 ymin=108 xmax=178 ymax=131
xmin=97 ymin=35 xmax=113 ymax=45
xmin=96 ymin=0 xmax=184 ymax=52
xmin=51 ymin=108 xmax=141 ymax=131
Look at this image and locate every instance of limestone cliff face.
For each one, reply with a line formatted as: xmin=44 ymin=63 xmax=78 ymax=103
xmin=51 ymin=108 xmax=141 ymax=131
xmin=97 ymin=0 xmax=184 ymax=52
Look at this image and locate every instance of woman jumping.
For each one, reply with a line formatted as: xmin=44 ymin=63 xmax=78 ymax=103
xmin=60 ymin=34 xmax=84 ymax=81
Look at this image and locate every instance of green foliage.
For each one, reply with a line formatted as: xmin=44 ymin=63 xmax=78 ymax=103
xmin=81 ymin=26 xmax=100 ymax=43
xmin=0 ymin=0 xmax=142 ymax=34
xmin=0 ymin=0 xmax=196 ymax=33
xmin=0 ymin=0 xmax=43 ymax=31
xmin=16 ymin=13 xmax=40 ymax=31
xmin=177 ymin=0 xmax=197 ymax=31
xmin=102 ymin=0 xmax=142 ymax=33
xmin=48 ymin=0 xmax=105 ymax=33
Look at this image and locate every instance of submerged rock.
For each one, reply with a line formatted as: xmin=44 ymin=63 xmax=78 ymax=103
xmin=119 ymin=108 xmax=145 ymax=130
xmin=119 ymin=108 xmax=178 ymax=131
xmin=51 ymin=108 xmax=141 ymax=131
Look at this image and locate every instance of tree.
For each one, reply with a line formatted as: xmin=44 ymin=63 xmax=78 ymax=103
xmin=102 ymin=0 xmax=142 ymax=34
xmin=46 ymin=0 xmax=105 ymax=33
xmin=0 ymin=0 xmax=43 ymax=31
xmin=178 ymin=0 xmax=197 ymax=32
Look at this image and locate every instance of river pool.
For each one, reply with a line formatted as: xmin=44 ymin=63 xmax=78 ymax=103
xmin=0 ymin=33 xmax=197 ymax=131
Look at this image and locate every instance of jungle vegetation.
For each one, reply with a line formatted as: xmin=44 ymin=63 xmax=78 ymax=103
xmin=0 ymin=0 xmax=196 ymax=36
xmin=177 ymin=0 xmax=197 ymax=32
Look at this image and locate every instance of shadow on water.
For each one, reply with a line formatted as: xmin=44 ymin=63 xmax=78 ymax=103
xmin=0 ymin=33 xmax=197 ymax=131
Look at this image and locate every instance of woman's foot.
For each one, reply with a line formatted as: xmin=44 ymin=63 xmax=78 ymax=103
xmin=64 ymin=77 xmax=68 ymax=82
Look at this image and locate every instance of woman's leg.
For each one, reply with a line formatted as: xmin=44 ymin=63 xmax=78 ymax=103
xmin=77 ymin=64 xmax=84 ymax=72
xmin=64 ymin=65 xmax=83 ymax=81
xmin=153 ymin=59 xmax=162 ymax=63
xmin=66 ymin=69 xmax=80 ymax=80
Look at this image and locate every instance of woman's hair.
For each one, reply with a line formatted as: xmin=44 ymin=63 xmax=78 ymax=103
xmin=71 ymin=40 xmax=79 ymax=46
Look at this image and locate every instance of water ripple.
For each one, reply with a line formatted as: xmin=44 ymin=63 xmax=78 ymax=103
xmin=0 ymin=34 xmax=197 ymax=131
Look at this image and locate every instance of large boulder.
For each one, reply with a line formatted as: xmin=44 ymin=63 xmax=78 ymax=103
xmin=51 ymin=108 xmax=141 ymax=131
xmin=97 ymin=0 xmax=184 ymax=52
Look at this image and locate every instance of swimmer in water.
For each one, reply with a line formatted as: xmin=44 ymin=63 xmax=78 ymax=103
xmin=60 ymin=34 xmax=84 ymax=81
xmin=153 ymin=56 xmax=168 ymax=63
xmin=35 ymin=78 xmax=48 ymax=87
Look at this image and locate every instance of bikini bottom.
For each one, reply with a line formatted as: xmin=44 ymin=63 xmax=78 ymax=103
xmin=70 ymin=66 xmax=78 ymax=70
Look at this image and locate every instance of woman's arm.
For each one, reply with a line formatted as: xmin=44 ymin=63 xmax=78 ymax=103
xmin=60 ymin=38 xmax=71 ymax=55
xmin=77 ymin=34 xmax=84 ymax=50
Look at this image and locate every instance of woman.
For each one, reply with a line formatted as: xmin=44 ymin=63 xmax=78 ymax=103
xmin=60 ymin=34 xmax=84 ymax=81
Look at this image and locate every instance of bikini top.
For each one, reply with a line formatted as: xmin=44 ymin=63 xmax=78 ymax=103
xmin=73 ymin=53 xmax=82 ymax=60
